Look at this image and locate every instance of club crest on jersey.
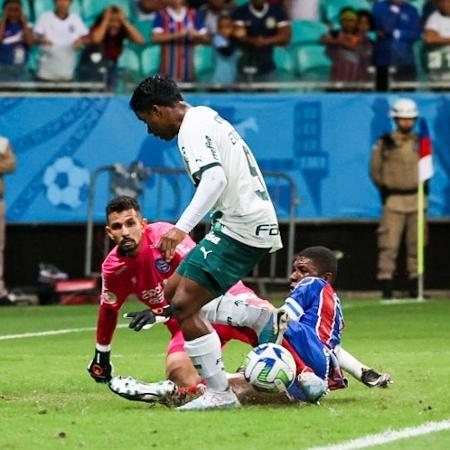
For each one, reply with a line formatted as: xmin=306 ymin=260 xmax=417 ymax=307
xmin=155 ymin=258 xmax=171 ymax=273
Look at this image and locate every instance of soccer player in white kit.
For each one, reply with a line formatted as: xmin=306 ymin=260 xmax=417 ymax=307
xmin=129 ymin=74 xmax=283 ymax=410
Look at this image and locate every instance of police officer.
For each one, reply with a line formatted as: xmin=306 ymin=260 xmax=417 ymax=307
xmin=370 ymin=98 xmax=424 ymax=299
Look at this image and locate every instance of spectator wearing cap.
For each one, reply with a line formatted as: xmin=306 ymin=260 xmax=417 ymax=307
xmin=320 ymin=7 xmax=372 ymax=84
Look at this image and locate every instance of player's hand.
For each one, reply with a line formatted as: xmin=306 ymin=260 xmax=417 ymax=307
xmin=87 ymin=349 xmax=112 ymax=383
xmin=124 ymin=309 xmax=156 ymax=331
xmin=158 ymin=227 xmax=187 ymax=262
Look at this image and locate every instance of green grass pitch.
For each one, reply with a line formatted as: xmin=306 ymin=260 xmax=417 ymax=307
xmin=1 ymin=298 xmax=450 ymax=450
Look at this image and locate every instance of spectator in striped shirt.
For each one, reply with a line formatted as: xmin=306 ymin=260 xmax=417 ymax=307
xmin=152 ymin=0 xmax=209 ymax=82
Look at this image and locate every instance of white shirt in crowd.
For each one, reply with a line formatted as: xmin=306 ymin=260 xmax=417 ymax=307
xmin=425 ymin=10 xmax=450 ymax=38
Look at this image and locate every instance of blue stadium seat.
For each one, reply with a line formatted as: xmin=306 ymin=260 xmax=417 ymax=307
xmin=141 ymin=45 xmax=161 ymax=76
xmin=291 ymin=20 xmax=328 ymax=45
xmin=321 ymin=0 xmax=371 ymax=28
xmin=274 ymin=46 xmax=297 ymax=81
xmin=82 ymin=0 xmax=131 ymax=27
xmin=194 ymin=45 xmax=214 ymax=82
xmin=295 ymin=44 xmax=331 ymax=81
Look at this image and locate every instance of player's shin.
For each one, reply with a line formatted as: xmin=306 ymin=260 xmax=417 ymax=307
xmin=202 ymin=295 xmax=283 ymax=342
xmin=334 ymin=346 xmax=364 ymax=380
xmin=184 ymin=330 xmax=229 ymax=392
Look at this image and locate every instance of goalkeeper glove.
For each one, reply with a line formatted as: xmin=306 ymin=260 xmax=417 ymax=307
xmin=87 ymin=349 xmax=113 ymax=383
xmin=124 ymin=306 xmax=171 ymax=331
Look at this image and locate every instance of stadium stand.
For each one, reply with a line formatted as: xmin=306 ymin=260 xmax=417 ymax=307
xmin=273 ymin=46 xmax=296 ymax=82
xmin=194 ymin=44 xmax=214 ymax=82
xmin=291 ymin=19 xmax=328 ymax=45
xmin=295 ymin=44 xmax=331 ymax=81
xmin=140 ymin=44 xmax=161 ymax=76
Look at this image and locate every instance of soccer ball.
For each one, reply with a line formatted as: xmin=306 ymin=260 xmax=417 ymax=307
xmin=43 ymin=157 xmax=90 ymax=209
xmin=243 ymin=343 xmax=297 ymax=394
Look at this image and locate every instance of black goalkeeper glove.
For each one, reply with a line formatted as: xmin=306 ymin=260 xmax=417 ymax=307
xmin=124 ymin=306 xmax=171 ymax=331
xmin=87 ymin=349 xmax=112 ymax=383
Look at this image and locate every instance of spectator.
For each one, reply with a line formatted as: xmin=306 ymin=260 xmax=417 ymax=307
xmin=424 ymin=0 xmax=450 ymax=80
xmin=152 ymin=0 xmax=209 ymax=82
xmin=78 ymin=5 xmax=144 ymax=89
xmin=358 ymin=9 xmax=375 ymax=40
xmin=289 ymin=0 xmax=320 ymax=21
xmin=233 ymin=0 xmax=291 ymax=82
xmin=372 ymin=0 xmax=421 ymax=91
xmin=131 ymin=0 xmax=164 ymax=22
xmin=0 ymin=0 xmax=34 ymax=81
xmin=200 ymin=0 xmax=234 ymax=35
xmin=33 ymin=0 xmax=89 ymax=81
xmin=211 ymin=14 xmax=239 ymax=84
xmin=370 ymin=98 xmax=423 ymax=300
xmin=320 ymin=8 xmax=372 ymax=83
xmin=0 ymin=135 xmax=16 ymax=307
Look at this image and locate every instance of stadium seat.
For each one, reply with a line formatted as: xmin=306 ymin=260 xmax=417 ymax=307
xmin=408 ymin=0 xmax=425 ymax=13
xmin=117 ymin=45 xmax=141 ymax=82
xmin=34 ymin=0 xmax=82 ymax=21
xmin=132 ymin=19 xmax=154 ymax=44
xmin=21 ymin=0 xmax=34 ymax=22
xmin=140 ymin=45 xmax=161 ymax=76
xmin=194 ymin=45 xmax=214 ymax=82
xmin=291 ymin=20 xmax=328 ymax=45
xmin=294 ymin=44 xmax=331 ymax=81
xmin=82 ymin=0 xmax=131 ymax=27
xmin=274 ymin=46 xmax=297 ymax=81
xmin=321 ymin=0 xmax=371 ymax=28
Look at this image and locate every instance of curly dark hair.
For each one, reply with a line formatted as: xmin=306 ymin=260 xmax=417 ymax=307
xmin=297 ymin=246 xmax=338 ymax=277
xmin=129 ymin=74 xmax=183 ymax=113
xmin=106 ymin=196 xmax=141 ymax=220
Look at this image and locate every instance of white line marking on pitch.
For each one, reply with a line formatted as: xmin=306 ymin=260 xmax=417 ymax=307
xmin=0 ymin=324 xmax=127 ymax=341
xmin=307 ymin=419 xmax=450 ymax=450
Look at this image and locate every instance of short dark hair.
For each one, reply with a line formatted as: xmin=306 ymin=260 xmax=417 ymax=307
xmin=106 ymin=196 xmax=141 ymax=220
xmin=297 ymin=246 xmax=338 ymax=277
xmin=129 ymin=74 xmax=183 ymax=113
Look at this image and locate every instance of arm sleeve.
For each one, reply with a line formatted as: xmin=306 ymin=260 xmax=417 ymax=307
xmin=96 ymin=268 xmax=130 ymax=347
xmin=370 ymin=140 xmax=383 ymax=188
xmin=175 ymin=165 xmax=227 ymax=233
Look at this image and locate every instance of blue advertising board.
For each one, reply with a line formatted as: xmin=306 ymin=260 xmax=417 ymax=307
xmin=0 ymin=93 xmax=449 ymax=223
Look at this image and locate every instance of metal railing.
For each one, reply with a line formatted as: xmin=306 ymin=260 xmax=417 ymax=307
xmin=84 ymin=165 xmax=299 ymax=292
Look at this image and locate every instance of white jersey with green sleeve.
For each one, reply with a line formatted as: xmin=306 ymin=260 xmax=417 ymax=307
xmin=177 ymin=106 xmax=282 ymax=252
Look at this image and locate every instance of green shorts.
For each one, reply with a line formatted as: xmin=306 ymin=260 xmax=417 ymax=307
xmin=176 ymin=230 xmax=269 ymax=296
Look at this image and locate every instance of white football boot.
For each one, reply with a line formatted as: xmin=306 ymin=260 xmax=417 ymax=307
xmin=297 ymin=371 xmax=329 ymax=404
xmin=109 ymin=376 xmax=177 ymax=403
xmin=256 ymin=308 xmax=289 ymax=345
xmin=177 ymin=388 xmax=240 ymax=411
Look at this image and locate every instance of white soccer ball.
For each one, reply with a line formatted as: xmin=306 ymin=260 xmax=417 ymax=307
xmin=243 ymin=343 xmax=297 ymax=394
xmin=43 ymin=157 xmax=90 ymax=209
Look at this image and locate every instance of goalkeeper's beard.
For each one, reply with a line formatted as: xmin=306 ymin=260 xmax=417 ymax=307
xmin=118 ymin=238 xmax=138 ymax=256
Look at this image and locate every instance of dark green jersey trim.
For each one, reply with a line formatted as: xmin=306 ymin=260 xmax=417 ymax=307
xmin=191 ymin=162 xmax=222 ymax=186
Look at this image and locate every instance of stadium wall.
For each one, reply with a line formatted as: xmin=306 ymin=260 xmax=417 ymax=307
xmin=1 ymin=94 xmax=449 ymax=290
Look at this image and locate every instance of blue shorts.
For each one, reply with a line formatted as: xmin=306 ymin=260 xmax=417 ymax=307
xmin=284 ymin=322 xmax=330 ymax=380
